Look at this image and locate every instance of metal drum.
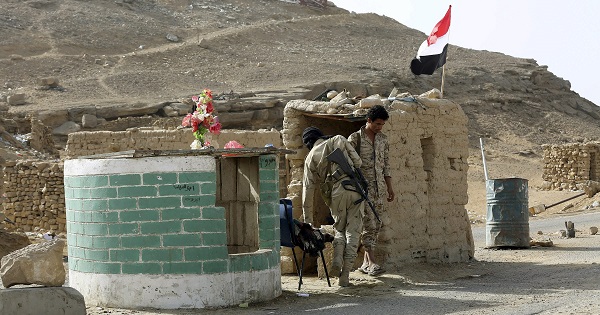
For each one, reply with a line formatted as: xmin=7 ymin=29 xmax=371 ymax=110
xmin=485 ymin=178 xmax=530 ymax=248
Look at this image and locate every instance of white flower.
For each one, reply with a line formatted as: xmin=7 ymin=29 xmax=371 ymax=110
xmin=190 ymin=139 xmax=203 ymax=150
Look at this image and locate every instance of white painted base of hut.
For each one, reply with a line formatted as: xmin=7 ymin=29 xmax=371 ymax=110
xmin=69 ymin=268 xmax=281 ymax=309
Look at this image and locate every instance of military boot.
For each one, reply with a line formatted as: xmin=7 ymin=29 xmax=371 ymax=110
xmin=329 ymin=240 xmax=345 ymax=277
xmin=338 ymin=259 xmax=354 ymax=287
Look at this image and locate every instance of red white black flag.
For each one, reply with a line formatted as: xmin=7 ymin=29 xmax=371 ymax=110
xmin=410 ymin=5 xmax=451 ymax=75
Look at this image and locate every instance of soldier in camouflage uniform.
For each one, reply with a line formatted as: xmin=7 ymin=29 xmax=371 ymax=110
xmin=348 ymin=105 xmax=395 ymax=276
xmin=302 ymin=127 xmax=364 ymax=287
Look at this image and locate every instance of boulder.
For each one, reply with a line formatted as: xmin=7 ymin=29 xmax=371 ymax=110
xmin=81 ymin=114 xmax=98 ymax=128
xmin=53 ymin=121 xmax=81 ymax=136
xmin=37 ymin=109 xmax=69 ymax=129
xmin=0 ymin=287 xmax=85 ymax=315
xmin=0 ymin=239 xmax=66 ymax=288
xmin=7 ymin=93 xmax=26 ymax=105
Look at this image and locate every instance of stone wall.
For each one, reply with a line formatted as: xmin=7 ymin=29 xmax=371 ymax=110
xmin=541 ymin=142 xmax=600 ymax=190
xmin=2 ymin=129 xmax=283 ymax=234
xmin=282 ymin=90 xmax=473 ymax=269
xmin=2 ymin=160 xmax=65 ymax=232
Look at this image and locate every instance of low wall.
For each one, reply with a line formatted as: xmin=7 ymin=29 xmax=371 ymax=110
xmin=2 ymin=129 xmax=283 ymax=234
xmin=1 ymin=160 xmax=65 ymax=232
xmin=64 ymin=128 xmax=282 ymax=158
xmin=542 ymin=142 xmax=600 ymax=190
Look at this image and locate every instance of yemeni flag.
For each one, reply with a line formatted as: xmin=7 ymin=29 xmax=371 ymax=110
xmin=410 ymin=5 xmax=451 ymax=75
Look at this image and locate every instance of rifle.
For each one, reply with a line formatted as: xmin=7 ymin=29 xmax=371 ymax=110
xmin=326 ymin=148 xmax=381 ymax=223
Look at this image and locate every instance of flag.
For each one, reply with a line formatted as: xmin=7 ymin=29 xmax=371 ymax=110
xmin=410 ymin=5 xmax=451 ymax=75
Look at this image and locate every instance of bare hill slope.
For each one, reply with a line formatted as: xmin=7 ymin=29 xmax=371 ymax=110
xmin=1 ymin=0 xmax=600 ymax=216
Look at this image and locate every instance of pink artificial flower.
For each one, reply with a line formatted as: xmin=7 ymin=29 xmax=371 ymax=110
xmin=192 ymin=95 xmax=199 ymax=103
xmin=205 ymin=101 xmax=214 ymax=114
xmin=202 ymin=116 xmax=212 ymax=128
xmin=181 ymin=113 xmax=193 ymax=127
xmin=209 ymin=121 xmax=222 ymax=135
xmin=191 ymin=116 xmax=201 ymax=132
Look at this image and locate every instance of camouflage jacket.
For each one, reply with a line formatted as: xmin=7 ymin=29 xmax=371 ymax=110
xmin=348 ymin=126 xmax=390 ymax=200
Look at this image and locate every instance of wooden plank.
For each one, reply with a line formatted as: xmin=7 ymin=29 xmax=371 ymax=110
xmin=236 ymin=157 xmax=259 ymax=202
xmin=219 ymin=158 xmax=238 ymax=202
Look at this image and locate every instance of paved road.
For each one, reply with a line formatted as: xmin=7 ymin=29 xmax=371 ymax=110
xmin=472 ymin=210 xmax=600 ymax=242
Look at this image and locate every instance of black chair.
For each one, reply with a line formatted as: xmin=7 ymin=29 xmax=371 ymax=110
xmin=279 ymin=198 xmax=331 ymax=290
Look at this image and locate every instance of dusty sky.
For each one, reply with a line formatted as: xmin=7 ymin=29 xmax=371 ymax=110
xmin=334 ymin=0 xmax=600 ymax=105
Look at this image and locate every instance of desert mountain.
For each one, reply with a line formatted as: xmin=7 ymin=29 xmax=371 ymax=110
xmin=1 ymin=0 xmax=599 ymax=195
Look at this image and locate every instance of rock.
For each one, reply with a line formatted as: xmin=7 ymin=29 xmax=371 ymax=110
xmin=198 ymin=37 xmax=209 ymax=48
xmin=7 ymin=93 xmax=26 ymax=105
xmin=0 ymin=287 xmax=86 ymax=315
xmin=95 ymin=102 xmax=164 ymax=120
xmin=38 ymin=77 xmax=60 ymax=87
xmin=52 ymin=121 xmax=82 ymax=136
xmin=0 ymin=230 xmax=31 ymax=260
xmin=169 ymin=102 xmax=193 ymax=115
xmin=326 ymin=90 xmax=338 ymax=99
xmin=159 ymin=105 xmax=179 ymax=117
xmin=68 ymin=106 xmax=97 ymax=122
xmin=38 ymin=109 xmax=69 ymax=129
xmin=591 ymin=227 xmax=598 ymax=235
xmin=9 ymin=54 xmax=23 ymax=61
xmin=0 ymin=239 xmax=66 ymax=287
xmin=166 ymin=33 xmax=180 ymax=42
xmin=81 ymin=114 xmax=98 ymax=128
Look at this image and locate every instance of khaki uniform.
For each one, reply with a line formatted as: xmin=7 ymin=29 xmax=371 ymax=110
xmin=348 ymin=126 xmax=390 ymax=251
xmin=302 ymin=135 xmax=364 ymax=260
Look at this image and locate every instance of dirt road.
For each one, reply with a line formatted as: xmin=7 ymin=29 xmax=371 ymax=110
xmin=84 ymin=210 xmax=600 ymax=315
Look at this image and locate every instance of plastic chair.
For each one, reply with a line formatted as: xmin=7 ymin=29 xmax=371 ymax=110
xmin=279 ymin=198 xmax=331 ymax=290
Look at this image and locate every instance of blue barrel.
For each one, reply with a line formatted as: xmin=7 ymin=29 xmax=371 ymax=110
xmin=485 ymin=178 xmax=530 ymax=248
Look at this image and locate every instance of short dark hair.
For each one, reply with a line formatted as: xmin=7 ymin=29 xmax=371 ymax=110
xmin=366 ymin=105 xmax=389 ymax=121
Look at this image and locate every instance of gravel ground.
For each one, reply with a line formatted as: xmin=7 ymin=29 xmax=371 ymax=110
xmin=81 ymin=210 xmax=600 ymax=315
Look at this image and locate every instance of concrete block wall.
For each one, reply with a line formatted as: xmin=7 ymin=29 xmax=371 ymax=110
xmin=542 ymin=142 xmax=600 ymax=190
xmin=282 ymin=93 xmax=473 ymax=269
xmin=65 ymin=153 xmax=281 ymax=309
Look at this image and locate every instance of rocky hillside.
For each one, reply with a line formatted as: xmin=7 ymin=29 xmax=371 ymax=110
xmin=1 ymin=0 xmax=599 ymax=161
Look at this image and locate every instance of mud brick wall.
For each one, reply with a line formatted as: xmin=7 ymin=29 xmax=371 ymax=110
xmin=64 ymin=128 xmax=282 ymax=158
xmin=541 ymin=142 xmax=600 ymax=190
xmin=2 ymin=160 xmax=66 ymax=232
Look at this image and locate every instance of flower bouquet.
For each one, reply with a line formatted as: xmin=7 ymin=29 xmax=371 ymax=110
xmin=181 ymin=89 xmax=222 ymax=149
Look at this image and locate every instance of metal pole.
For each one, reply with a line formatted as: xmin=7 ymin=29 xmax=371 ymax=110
xmin=440 ymin=64 xmax=446 ymax=98
xmin=480 ymin=137 xmax=489 ymax=181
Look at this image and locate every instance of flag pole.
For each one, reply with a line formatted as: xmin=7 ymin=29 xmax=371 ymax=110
xmin=440 ymin=64 xmax=446 ymax=98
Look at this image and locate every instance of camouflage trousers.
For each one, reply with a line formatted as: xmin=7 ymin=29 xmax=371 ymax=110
xmin=329 ymin=181 xmax=364 ymax=261
xmin=361 ymin=182 xmax=383 ymax=251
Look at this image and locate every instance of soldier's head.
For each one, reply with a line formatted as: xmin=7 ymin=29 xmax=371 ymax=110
xmin=366 ymin=105 xmax=389 ymax=134
xmin=302 ymin=126 xmax=324 ymax=150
